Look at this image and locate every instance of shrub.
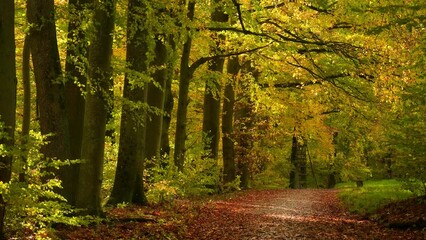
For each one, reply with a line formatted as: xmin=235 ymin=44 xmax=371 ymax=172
xmin=145 ymin=155 xmax=223 ymax=204
xmin=2 ymin=132 xmax=94 ymax=239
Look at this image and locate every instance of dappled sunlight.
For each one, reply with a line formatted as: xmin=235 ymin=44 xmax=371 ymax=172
xmin=264 ymin=213 xmax=365 ymax=225
xmin=186 ymin=189 xmax=425 ymax=240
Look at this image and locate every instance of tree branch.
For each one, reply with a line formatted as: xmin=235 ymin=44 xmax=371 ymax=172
xmin=188 ymin=43 xmax=272 ymax=74
xmin=231 ymin=0 xmax=246 ymax=32
xmin=258 ymin=81 xmax=322 ymax=89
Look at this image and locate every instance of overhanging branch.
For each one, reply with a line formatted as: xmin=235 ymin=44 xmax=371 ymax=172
xmin=188 ymin=43 xmax=272 ymax=74
xmin=231 ymin=0 xmax=247 ymax=32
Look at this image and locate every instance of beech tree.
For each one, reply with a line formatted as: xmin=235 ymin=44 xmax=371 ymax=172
xmin=64 ymin=0 xmax=91 ymax=205
xmin=108 ymin=0 xmax=149 ymax=205
xmin=222 ymin=56 xmax=239 ymax=184
xmin=18 ymin=35 xmax=31 ymax=183
xmin=145 ymin=37 xmax=169 ymax=166
xmin=0 ymin=0 xmax=16 ymax=237
xmin=2 ymin=0 xmax=425 ymax=236
xmin=27 ymin=0 xmax=74 ymax=201
xmin=202 ymin=0 xmax=228 ymax=160
xmin=76 ymin=0 xmax=116 ymax=215
xmin=174 ymin=0 xmax=196 ymax=170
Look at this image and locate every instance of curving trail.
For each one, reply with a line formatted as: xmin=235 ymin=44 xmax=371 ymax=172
xmin=185 ymin=189 xmax=425 ymax=240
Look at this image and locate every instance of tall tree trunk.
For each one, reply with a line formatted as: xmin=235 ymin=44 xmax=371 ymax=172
xmin=27 ymin=0 xmax=72 ymax=200
xmin=161 ymin=66 xmax=174 ymax=159
xmin=234 ymin=60 xmax=258 ymax=189
xmin=222 ymin=56 xmax=239 ymax=184
xmin=202 ymin=0 xmax=228 ymax=160
xmin=145 ymin=39 xmax=168 ymax=164
xmin=160 ymin=34 xmax=177 ymax=161
xmin=64 ymin=0 xmax=90 ymax=206
xmin=174 ymin=0 xmax=196 ymax=171
xmin=19 ymin=35 xmax=31 ymax=183
xmin=108 ymin=0 xmax=148 ymax=206
xmin=76 ymin=0 xmax=116 ymax=215
xmin=0 ymin=0 xmax=16 ymax=237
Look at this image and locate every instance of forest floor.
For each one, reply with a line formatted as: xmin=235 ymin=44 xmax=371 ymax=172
xmin=57 ymin=189 xmax=426 ymax=240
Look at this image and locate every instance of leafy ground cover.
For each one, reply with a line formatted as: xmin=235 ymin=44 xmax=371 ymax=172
xmin=336 ymin=179 xmax=419 ymax=214
xmin=373 ymin=195 xmax=426 ymax=230
xmin=56 ymin=189 xmax=425 ymax=239
xmin=336 ymin=179 xmax=426 ymax=231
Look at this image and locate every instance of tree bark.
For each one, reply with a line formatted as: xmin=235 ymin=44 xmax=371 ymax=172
xmin=145 ymin=39 xmax=168 ymax=164
xmin=0 ymin=0 xmax=16 ymax=237
xmin=27 ymin=0 xmax=72 ymax=200
xmin=202 ymin=0 xmax=228 ymax=160
xmin=174 ymin=0 xmax=196 ymax=171
xmin=19 ymin=35 xmax=31 ymax=183
xmin=64 ymin=0 xmax=90 ymax=206
xmin=160 ymin=33 xmax=177 ymax=161
xmin=160 ymin=66 xmax=174 ymax=159
xmin=76 ymin=0 xmax=115 ymax=215
xmin=222 ymin=56 xmax=239 ymax=184
xmin=108 ymin=0 xmax=147 ymax=206
xmin=234 ymin=60 xmax=259 ymax=189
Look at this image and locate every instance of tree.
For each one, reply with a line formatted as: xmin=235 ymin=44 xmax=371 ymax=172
xmin=63 ymin=0 xmax=91 ymax=205
xmin=174 ymin=0 xmax=196 ymax=170
xmin=202 ymin=0 xmax=228 ymax=160
xmin=234 ymin=60 xmax=258 ymax=189
xmin=132 ymin=2 xmax=174 ymax=205
xmin=145 ymin=39 xmax=168 ymax=165
xmin=161 ymin=65 xmax=174 ymax=158
xmin=0 ymin=0 xmax=16 ymax=238
xmin=76 ymin=0 xmax=116 ymax=215
xmin=27 ymin=0 xmax=73 ymax=201
xmin=18 ymin=35 xmax=31 ymax=183
xmin=222 ymin=56 xmax=239 ymax=184
xmin=108 ymin=0 xmax=148 ymax=205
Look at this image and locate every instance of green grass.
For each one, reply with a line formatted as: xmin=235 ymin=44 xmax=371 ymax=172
xmin=336 ymin=179 xmax=416 ymax=215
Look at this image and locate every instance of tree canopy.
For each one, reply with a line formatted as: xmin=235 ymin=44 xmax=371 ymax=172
xmin=0 ymin=0 xmax=425 ymax=238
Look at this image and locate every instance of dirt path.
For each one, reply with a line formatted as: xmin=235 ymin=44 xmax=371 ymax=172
xmin=185 ymin=189 xmax=425 ymax=240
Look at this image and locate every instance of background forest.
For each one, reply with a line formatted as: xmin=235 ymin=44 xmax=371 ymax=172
xmin=0 ymin=0 xmax=425 ymax=238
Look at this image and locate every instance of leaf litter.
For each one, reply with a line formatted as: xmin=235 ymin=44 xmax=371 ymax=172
xmin=57 ymin=189 xmax=425 ymax=239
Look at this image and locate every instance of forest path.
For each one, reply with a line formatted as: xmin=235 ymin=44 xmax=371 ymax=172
xmin=185 ymin=189 xmax=424 ymax=240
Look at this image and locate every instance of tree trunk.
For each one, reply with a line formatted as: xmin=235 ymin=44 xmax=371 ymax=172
xmin=0 ymin=0 xmax=16 ymax=237
xmin=174 ymin=0 xmax=196 ymax=171
xmin=234 ymin=60 xmax=257 ymax=189
xmin=160 ymin=34 xmax=177 ymax=161
xmin=19 ymin=35 xmax=31 ymax=183
xmin=327 ymin=131 xmax=338 ymax=189
xmin=160 ymin=66 xmax=173 ymax=159
xmin=327 ymin=172 xmax=336 ymax=189
xmin=108 ymin=0 xmax=147 ymax=206
xmin=76 ymin=0 xmax=115 ymax=215
xmin=222 ymin=56 xmax=239 ymax=184
xmin=64 ymin=0 xmax=90 ymax=206
xmin=145 ymin=39 xmax=168 ymax=164
xmin=202 ymin=0 xmax=228 ymax=160
xmin=27 ymin=0 xmax=72 ymax=200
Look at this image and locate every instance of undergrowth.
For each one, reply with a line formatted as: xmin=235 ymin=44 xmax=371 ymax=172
xmin=336 ymin=179 xmax=418 ymax=215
